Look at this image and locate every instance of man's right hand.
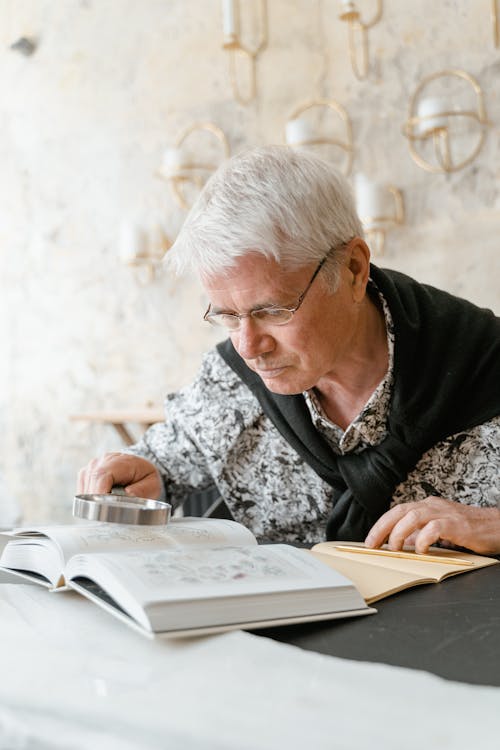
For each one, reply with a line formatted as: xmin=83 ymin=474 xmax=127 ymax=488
xmin=77 ymin=453 xmax=163 ymax=499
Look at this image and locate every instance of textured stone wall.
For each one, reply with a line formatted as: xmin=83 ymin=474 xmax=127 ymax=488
xmin=1 ymin=0 xmax=499 ymax=522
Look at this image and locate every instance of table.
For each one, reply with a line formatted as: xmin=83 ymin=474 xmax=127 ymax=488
xmin=70 ymin=408 xmax=164 ymax=446
xmin=258 ymin=563 xmax=500 ymax=687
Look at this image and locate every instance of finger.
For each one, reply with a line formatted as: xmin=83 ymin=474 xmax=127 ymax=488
xmin=76 ymin=466 xmax=87 ymax=494
xmin=365 ymin=504 xmax=415 ymax=548
xmin=391 ymin=499 xmax=471 ymax=552
xmin=81 ymin=453 xmax=131 ymax=494
xmin=77 ymin=457 xmax=102 ymax=494
xmin=91 ymin=454 xmax=162 ymax=497
xmin=366 ymin=497 xmax=457 ymax=549
xmin=414 ymin=520 xmax=444 ymax=554
xmin=125 ymin=474 xmax=162 ymax=499
xmin=401 ymin=531 xmax=418 ymax=547
xmin=414 ymin=518 xmax=460 ymax=554
xmin=86 ymin=466 xmax=117 ymax=495
xmin=387 ymin=506 xmax=430 ymax=550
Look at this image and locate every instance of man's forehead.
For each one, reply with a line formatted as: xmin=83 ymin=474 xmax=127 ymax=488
xmin=202 ymin=253 xmax=309 ymax=293
xmin=203 ymin=277 xmax=289 ymax=297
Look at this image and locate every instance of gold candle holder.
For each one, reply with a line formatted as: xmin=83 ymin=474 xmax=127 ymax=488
xmin=402 ymin=69 xmax=489 ymax=174
xmin=493 ymin=0 xmax=499 ymax=47
xmin=222 ymin=0 xmax=268 ymax=105
xmin=354 ymin=176 xmax=404 ymax=256
xmin=120 ymin=224 xmax=172 ymax=284
xmin=339 ymin=0 xmax=383 ymax=81
xmin=159 ymin=122 xmax=230 ymax=210
xmin=285 ymin=99 xmax=354 ymax=176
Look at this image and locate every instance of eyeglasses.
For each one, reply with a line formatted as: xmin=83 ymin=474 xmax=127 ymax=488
xmin=203 ymin=246 xmax=335 ymax=331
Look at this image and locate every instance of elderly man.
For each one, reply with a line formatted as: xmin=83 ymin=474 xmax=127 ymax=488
xmin=78 ymin=146 xmax=500 ymax=553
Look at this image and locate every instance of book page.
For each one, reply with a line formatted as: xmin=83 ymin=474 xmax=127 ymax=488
xmin=309 ymin=551 xmax=429 ymax=604
xmin=311 ymin=542 xmax=498 ymax=588
xmin=68 ymin=544 xmax=354 ymax=603
xmin=164 ymin=517 xmax=257 ymax=548
xmin=2 ymin=517 xmax=257 ymax=569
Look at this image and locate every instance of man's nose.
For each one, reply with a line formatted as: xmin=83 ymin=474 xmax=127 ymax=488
xmin=232 ymin=318 xmax=275 ymax=360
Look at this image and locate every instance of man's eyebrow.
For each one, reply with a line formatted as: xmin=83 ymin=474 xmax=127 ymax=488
xmin=209 ymin=304 xmax=235 ymax=315
xmin=210 ymin=299 xmax=289 ymax=315
xmin=251 ymin=300 xmax=288 ymax=311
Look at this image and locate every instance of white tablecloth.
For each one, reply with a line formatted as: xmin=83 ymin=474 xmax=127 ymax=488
xmin=0 ymin=582 xmax=498 ymax=749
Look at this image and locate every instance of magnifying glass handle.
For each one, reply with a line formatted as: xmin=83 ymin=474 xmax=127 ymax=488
xmin=110 ymin=485 xmax=128 ymax=496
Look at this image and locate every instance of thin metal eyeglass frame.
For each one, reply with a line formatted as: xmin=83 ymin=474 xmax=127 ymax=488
xmin=203 ymin=245 xmax=335 ymax=330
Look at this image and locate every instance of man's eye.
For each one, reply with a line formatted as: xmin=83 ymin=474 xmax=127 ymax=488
xmin=218 ymin=313 xmax=239 ymax=325
xmin=254 ymin=308 xmax=289 ymax=321
xmin=252 ymin=307 xmax=283 ymax=318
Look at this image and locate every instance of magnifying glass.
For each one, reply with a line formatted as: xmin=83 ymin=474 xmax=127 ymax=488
xmin=73 ymin=486 xmax=171 ymax=526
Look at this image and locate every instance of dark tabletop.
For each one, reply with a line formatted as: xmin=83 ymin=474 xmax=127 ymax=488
xmin=255 ymin=564 xmax=500 ymax=687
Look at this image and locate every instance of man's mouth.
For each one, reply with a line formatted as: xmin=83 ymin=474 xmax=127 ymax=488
xmin=253 ymin=365 xmax=287 ymax=379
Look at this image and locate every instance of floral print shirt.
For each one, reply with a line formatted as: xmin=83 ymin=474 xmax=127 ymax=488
xmin=128 ymin=288 xmax=500 ymax=544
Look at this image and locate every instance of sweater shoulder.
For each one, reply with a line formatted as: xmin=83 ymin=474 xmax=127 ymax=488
xmin=373 ymin=265 xmax=499 ymax=325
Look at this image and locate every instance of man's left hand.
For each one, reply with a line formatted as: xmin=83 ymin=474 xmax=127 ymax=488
xmin=365 ymin=496 xmax=500 ymax=556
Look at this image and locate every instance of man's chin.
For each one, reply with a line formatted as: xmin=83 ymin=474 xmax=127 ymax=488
xmin=249 ymin=363 xmax=308 ymax=395
xmin=259 ymin=374 xmax=305 ymax=396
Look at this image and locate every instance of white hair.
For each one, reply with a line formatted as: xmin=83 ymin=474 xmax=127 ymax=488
xmin=167 ymin=145 xmax=364 ymax=290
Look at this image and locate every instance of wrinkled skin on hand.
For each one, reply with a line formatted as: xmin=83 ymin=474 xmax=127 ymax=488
xmin=77 ymin=452 xmax=162 ymax=500
xmin=365 ymin=496 xmax=500 ymax=556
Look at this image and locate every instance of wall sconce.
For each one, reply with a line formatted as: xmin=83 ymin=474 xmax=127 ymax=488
xmin=285 ymin=99 xmax=354 ymax=176
xmin=354 ymin=174 xmax=404 ymax=255
xmin=493 ymin=0 xmax=499 ymax=46
xmin=159 ymin=122 xmax=230 ymax=210
xmin=120 ymin=223 xmax=172 ymax=284
xmin=338 ymin=0 xmax=383 ymax=81
xmin=222 ymin=0 xmax=268 ymax=105
xmin=403 ymin=69 xmax=489 ymax=174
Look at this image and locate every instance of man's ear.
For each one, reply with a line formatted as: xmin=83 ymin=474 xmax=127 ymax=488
xmin=346 ymin=237 xmax=371 ymax=301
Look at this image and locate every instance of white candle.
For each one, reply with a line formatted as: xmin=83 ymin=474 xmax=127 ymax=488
xmin=119 ymin=223 xmax=148 ymax=263
xmin=222 ymin=0 xmax=238 ymax=37
xmin=285 ymin=118 xmax=314 ymax=146
xmin=340 ymin=0 xmax=357 ymax=15
xmin=161 ymin=146 xmax=185 ymax=176
xmin=354 ymin=174 xmax=390 ymax=229
xmin=417 ymin=97 xmax=447 ymax=135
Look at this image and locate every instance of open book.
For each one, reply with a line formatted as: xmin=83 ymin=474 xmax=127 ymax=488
xmin=309 ymin=541 xmax=498 ymax=604
xmin=0 ymin=518 xmax=372 ymax=637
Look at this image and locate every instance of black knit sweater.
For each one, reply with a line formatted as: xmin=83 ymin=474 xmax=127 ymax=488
xmin=217 ymin=266 xmax=500 ymax=540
